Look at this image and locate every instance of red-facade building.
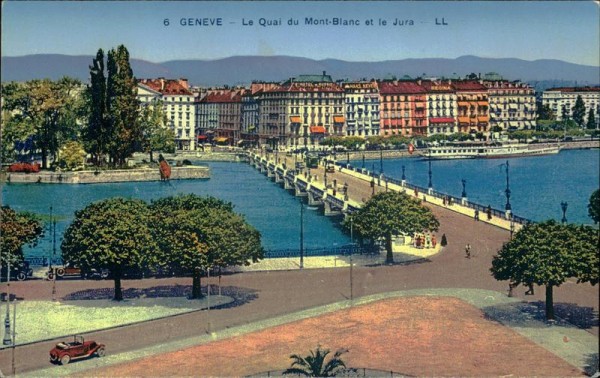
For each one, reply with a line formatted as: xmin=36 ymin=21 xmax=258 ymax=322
xmin=378 ymin=81 xmax=428 ymax=137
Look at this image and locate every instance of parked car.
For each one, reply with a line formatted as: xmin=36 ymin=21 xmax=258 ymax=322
xmin=0 ymin=261 xmax=33 ymax=281
xmin=49 ymin=335 xmax=105 ymax=365
xmin=46 ymin=264 xmax=109 ymax=280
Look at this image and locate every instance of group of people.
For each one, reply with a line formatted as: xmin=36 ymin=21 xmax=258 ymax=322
xmin=413 ymin=232 xmax=437 ymax=249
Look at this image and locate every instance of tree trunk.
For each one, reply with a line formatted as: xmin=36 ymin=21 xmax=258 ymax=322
xmin=385 ymin=233 xmax=394 ymax=264
xmin=41 ymin=146 xmax=48 ymax=170
xmin=191 ymin=267 xmax=202 ymax=299
xmin=149 ymin=150 xmax=154 ymax=163
xmin=545 ymin=285 xmax=554 ymax=320
xmin=113 ymin=267 xmax=123 ymax=301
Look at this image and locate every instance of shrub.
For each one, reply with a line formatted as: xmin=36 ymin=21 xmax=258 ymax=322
xmin=7 ymin=162 xmax=40 ymax=173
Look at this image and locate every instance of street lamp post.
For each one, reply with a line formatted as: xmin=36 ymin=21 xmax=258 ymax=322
xmin=3 ymin=261 xmax=12 ymax=345
xmin=561 ymin=201 xmax=568 ymax=224
xmin=461 ymin=179 xmax=467 ymax=198
xmin=299 ymin=199 xmax=304 ymax=269
xmin=428 ymin=150 xmax=433 ymax=191
xmin=350 ymin=215 xmax=354 ymax=301
xmin=362 ymin=154 xmax=365 ymax=169
xmin=504 ymin=160 xmax=512 ymax=215
xmin=52 ymin=207 xmax=57 ymax=301
xmin=379 ymin=147 xmax=383 ymax=175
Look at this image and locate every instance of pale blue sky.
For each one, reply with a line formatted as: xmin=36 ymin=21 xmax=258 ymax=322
xmin=2 ymin=1 xmax=599 ymax=66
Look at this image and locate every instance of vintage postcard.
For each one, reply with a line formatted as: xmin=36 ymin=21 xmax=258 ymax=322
xmin=1 ymin=1 xmax=599 ymax=377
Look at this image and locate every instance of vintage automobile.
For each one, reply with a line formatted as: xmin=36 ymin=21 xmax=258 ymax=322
xmin=1 ymin=261 xmax=33 ymax=281
xmin=49 ymin=335 xmax=105 ymax=365
xmin=46 ymin=264 xmax=109 ymax=280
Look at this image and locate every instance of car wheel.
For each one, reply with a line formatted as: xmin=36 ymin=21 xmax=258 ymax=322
xmin=16 ymin=272 xmax=26 ymax=281
xmin=46 ymin=272 xmax=54 ymax=281
xmin=56 ymin=268 xmax=65 ymax=277
xmin=96 ymin=347 xmax=106 ymax=357
xmin=61 ymin=355 xmax=71 ymax=365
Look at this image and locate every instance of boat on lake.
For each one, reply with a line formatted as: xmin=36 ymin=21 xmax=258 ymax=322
xmin=420 ymin=142 xmax=561 ymax=160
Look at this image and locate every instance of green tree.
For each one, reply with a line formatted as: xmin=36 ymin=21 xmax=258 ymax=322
xmin=58 ymin=140 xmax=87 ymax=170
xmin=347 ymin=191 xmax=439 ymax=264
xmin=106 ymin=45 xmax=142 ymax=167
xmin=1 ymin=78 xmax=83 ymax=169
xmin=572 ymin=95 xmax=586 ymax=128
xmin=83 ymin=49 xmax=109 ymax=166
xmin=491 ymin=220 xmax=599 ymax=320
xmin=586 ymin=108 xmax=597 ymax=130
xmin=149 ymin=194 xmax=263 ymax=299
xmin=0 ymin=206 xmax=44 ymax=266
xmin=283 ymin=346 xmax=349 ymax=377
xmin=139 ymin=101 xmax=175 ymax=162
xmin=537 ymin=104 xmax=555 ymax=121
xmin=589 ymin=189 xmax=600 ymax=224
xmin=61 ymin=198 xmax=156 ymax=301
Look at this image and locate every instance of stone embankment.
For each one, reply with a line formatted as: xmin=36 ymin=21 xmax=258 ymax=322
xmin=2 ymin=166 xmax=209 ymax=184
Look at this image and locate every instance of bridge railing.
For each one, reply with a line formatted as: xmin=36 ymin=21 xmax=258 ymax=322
xmin=335 ymin=162 xmax=533 ymax=226
xmin=264 ymin=244 xmax=378 ymax=258
xmin=25 ymin=257 xmax=63 ymax=267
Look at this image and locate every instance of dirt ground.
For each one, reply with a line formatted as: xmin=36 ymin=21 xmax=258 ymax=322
xmin=78 ymin=296 xmax=584 ymax=377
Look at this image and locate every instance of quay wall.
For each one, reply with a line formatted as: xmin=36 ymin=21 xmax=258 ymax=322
xmin=2 ymin=166 xmax=209 ymax=184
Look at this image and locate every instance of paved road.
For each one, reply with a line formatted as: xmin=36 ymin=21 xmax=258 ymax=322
xmin=1 ymin=155 xmax=597 ymax=375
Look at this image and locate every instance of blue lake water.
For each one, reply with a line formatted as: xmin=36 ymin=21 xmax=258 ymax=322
xmin=354 ymin=149 xmax=599 ymax=225
xmin=2 ymin=149 xmax=599 ymax=261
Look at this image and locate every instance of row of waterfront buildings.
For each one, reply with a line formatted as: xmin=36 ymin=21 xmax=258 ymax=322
xmin=136 ymin=72 xmax=600 ymax=151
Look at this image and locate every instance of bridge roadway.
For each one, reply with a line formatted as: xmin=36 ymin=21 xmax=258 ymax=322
xmin=0 ymin=152 xmax=598 ymax=375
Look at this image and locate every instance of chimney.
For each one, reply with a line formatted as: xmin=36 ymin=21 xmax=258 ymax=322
xmin=178 ymin=78 xmax=189 ymax=89
xmin=159 ymin=77 xmax=165 ymax=91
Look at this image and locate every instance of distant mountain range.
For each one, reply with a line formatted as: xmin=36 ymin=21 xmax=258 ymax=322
xmin=2 ymin=54 xmax=598 ymax=91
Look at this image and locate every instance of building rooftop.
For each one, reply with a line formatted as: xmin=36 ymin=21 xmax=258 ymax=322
xmin=544 ymin=86 xmax=600 ymax=92
xmin=451 ymin=81 xmax=488 ymax=91
xmin=138 ymin=78 xmax=193 ymax=96
xmin=378 ymin=81 xmax=427 ymax=94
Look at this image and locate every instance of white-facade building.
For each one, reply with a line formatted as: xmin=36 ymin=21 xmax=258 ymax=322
xmin=542 ymin=87 xmax=600 ymax=127
xmin=484 ymin=80 xmax=536 ymax=131
xmin=137 ymin=78 xmax=196 ymax=150
xmin=420 ymin=80 xmax=457 ymax=135
xmin=342 ymin=82 xmax=380 ymax=137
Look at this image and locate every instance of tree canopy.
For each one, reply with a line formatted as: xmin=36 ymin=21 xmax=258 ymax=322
xmin=572 ymin=95 xmax=586 ymax=128
xmin=0 ymin=206 xmax=44 ymax=265
xmin=491 ymin=220 xmax=599 ymax=319
xmin=84 ymin=45 xmax=141 ymax=167
xmin=1 ymin=78 xmax=84 ymax=168
xmin=589 ymin=189 xmax=600 ymax=224
xmin=347 ymin=191 xmax=439 ymax=264
xmin=283 ymin=346 xmax=349 ymax=377
xmin=139 ymin=100 xmax=175 ymax=161
xmin=61 ymin=197 xmax=156 ymax=300
xmin=586 ymin=109 xmax=597 ymax=130
xmin=149 ymin=194 xmax=263 ymax=298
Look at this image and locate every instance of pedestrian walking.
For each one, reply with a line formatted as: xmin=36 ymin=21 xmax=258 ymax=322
xmin=465 ymin=243 xmax=471 ymax=259
xmin=474 ymin=209 xmax=480 ymax=221
xmin=525 ymin=283 xmax=535 ymax=295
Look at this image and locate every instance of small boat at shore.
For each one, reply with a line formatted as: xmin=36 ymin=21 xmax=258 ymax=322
xmin=420 ymin=142 xmax=561 ymax=160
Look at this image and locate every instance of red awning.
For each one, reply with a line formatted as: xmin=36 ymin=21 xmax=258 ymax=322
xmin=310 ymin=126 xmax=326 ymax=133
xmin=333 ymin=116 xmax=345 ymax=123
xmin=290 ymin=116 xmax=301 ymax=123
xmin=429 ymin=117 xmax=455 ymax=123
xmin=197 ymin=135 xmax=208 ymax=140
